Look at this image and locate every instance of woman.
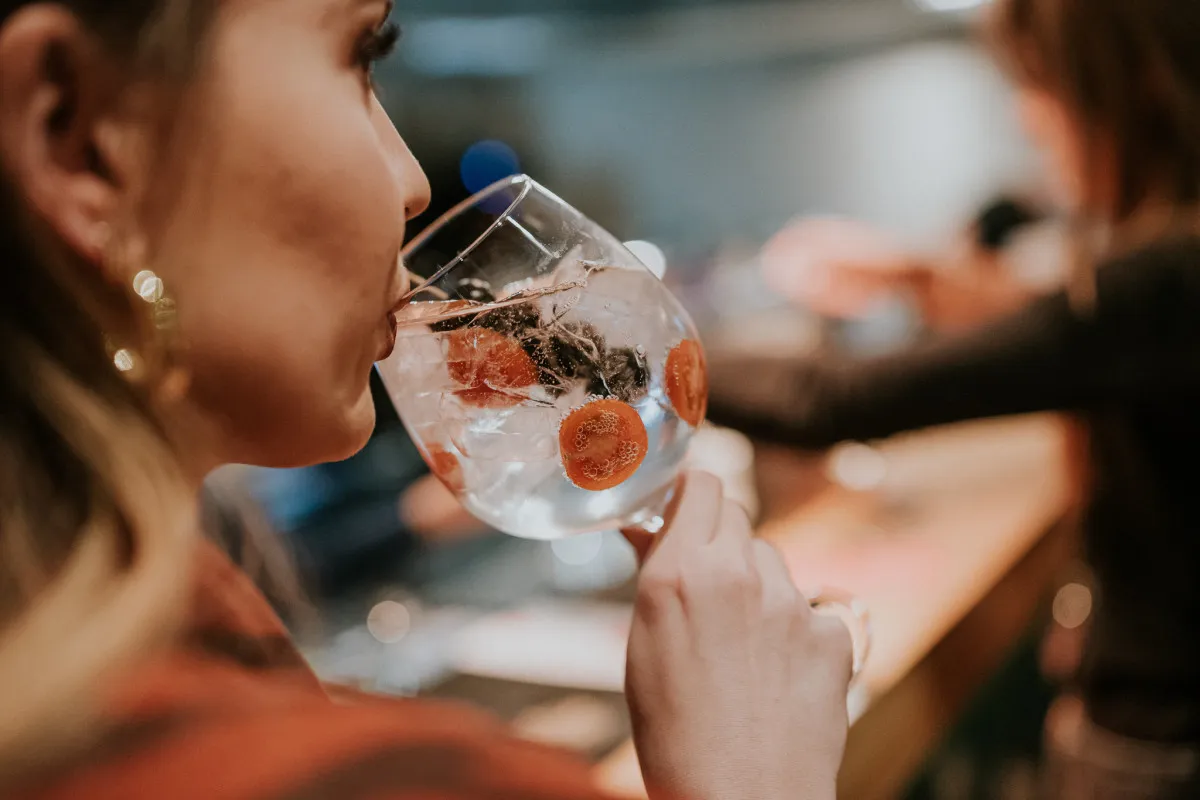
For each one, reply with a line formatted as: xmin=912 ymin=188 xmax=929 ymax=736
xmin=710 ymin=0 xmax=1200 ymax=795
xmin=0 ymin=1 xmax=855 ymax=798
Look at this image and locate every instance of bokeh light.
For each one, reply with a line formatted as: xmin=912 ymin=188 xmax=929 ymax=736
xmin=132 ymin=270 xmax=164 ymax=303
xmin=1052 ymin=583 xmax=1093 ymax=631
xmin=912 ymin=0 xmax=990 ymax=12
xmin=367 ymin=600 xmax=412 ymax=644
xmin=551 ymin=532 xmax=606 ymax=566
xmin=112 ymin=349 xmax=136 ymax=373
xmin=826 ymin=442 xmax=889 ymax=492
xmin=624 ymin=240 xmax=668 ymax=279
xmin=460 ymin=140 xmax=521 ymax=196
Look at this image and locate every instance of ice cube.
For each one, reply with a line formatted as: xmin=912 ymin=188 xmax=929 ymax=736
xmin=378 ymin=330 xmax=458 ymax=428
xmin=387 ymin=329 xmax=451 ymax=387
xmin=459 ymin=449 xmax=561 ymax=521
xmin=537 ymin=251 xmax=589 ymax=318
xmin=448 ymin=399 xmax=560 ymax=463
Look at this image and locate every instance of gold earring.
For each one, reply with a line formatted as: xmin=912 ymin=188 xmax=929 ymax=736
xmin=101 ymin=227 xmax=188 ymax=399
xmin=132 ymin=269 xmax=179 ymax=331
xmin=112 ymin=268 xmax=178 ymax=370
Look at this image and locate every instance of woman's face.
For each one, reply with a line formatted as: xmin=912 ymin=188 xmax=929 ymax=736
xmin=153 ymin=0 xmax=430 ymax=470
xmin=0 ymin=0 xmax=431 ymax=472
xmin=1015 ymin=85 xmax=1090 ymax=214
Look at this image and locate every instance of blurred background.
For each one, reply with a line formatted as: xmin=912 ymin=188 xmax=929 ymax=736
xmin=212 ymin=1 xmax=1078 ymax=797
xmin=390 ymin=0 xmax=1037 ymax=334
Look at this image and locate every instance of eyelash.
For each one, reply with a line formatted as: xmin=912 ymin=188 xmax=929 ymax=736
xmin=357 ymin=21 xmax=400 ymax=79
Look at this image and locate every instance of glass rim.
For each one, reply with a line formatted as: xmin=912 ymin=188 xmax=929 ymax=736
xmin=399 ymin=174 xmax=539 ymax=300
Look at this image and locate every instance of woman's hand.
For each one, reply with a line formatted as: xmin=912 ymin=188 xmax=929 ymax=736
xmin=623 ymin=472 xmax=853 ymax=800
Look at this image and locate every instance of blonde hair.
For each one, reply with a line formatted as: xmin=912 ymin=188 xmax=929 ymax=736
xmin=0 ymin=0 xmax=214 ymax=781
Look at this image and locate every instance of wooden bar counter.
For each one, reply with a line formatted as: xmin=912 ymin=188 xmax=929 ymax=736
xmin=595 ymin=414 xmax=1077 ymax=799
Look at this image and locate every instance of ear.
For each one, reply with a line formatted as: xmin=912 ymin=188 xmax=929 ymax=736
xmin=0 ymin=6 xmax=147 ymax=275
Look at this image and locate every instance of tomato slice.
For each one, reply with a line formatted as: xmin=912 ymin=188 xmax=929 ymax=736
xmin=429 ymin=299 xmax=480 ymax=333
xmin=559 ymin=398 xmax=648 ymax=492
xmin=423 ymin=444 xmax=465 ymax=494
xmin=665 ymin=339 xmax=708 ymax=427
xmin=446 ymin=327 xmax=538 ymax=408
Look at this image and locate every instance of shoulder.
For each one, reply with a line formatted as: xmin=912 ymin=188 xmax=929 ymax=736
xmin=15 ymin=665 xmax=609 ymax=800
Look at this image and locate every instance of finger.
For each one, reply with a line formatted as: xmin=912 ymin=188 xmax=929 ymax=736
xmin=688 ymin=500 xmax=761 ymax=632
xmin=703 ymin=497 xmax=754 ymax=559
xmin=621 ymin=471 xmax=693 ymax=565
xmin=698 ymin=497 xmax=756 ymax=577
xmin=651 ymin=471 xmax=725 ymax=558
xmin=709 ymin=495 xmax=754 ymax=546
xmin=812 ymin=613 xmax=857 ymax=685
xmin=621 ymin=527 xmax=656 ymax=565
xmin=751 ymin=538 xmax=803 ymax=611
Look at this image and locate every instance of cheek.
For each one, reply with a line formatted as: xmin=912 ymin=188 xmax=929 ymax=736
xmin=160 ymin=80 xmax=404 ymax=466
xmin=1018 ymin=91 xmax=1087 ymax=209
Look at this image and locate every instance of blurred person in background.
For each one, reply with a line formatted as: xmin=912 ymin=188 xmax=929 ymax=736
xmin=709 ymin=0 xmax=1200 ymax=796
xmin=761 ymin=194 xmax=1058 ymax=335
xmin=0 ymin=2 xmax=855 ymax=800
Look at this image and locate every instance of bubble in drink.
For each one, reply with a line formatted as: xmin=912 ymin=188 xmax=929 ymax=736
xmin=377 ymin=264 xmax=708 ymax=540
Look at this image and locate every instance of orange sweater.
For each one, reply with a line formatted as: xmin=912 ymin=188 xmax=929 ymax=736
xmin=13 ymin=541 xmax=617 ymax=800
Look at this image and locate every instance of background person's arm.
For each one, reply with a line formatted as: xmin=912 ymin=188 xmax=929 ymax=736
xmin=710 ymin=237 xmax=1200 ymax=448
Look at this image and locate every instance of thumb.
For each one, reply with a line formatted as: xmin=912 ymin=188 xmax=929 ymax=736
xmin=621 ymin=473 xmax=693 ymax=567
xmin=621 ymin=527 xmax=657 ymax=566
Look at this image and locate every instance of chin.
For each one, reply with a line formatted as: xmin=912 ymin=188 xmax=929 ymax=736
xmin=324 ymin=399 xmax=378 ymax=464
xmin=254 ymin=398 xmax=377 ymax=470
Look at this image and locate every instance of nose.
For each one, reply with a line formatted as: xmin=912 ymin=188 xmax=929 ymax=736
xmin=396 ymin=148 xmax=428 ymax=294
xmin=400 ymin=148 xmax=432 ymax=222
xmin=373 ymin=97 xmax=432 ymax=223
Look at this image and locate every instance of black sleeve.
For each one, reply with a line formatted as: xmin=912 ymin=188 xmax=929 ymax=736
xmin=706 ymin=236 xmax=1200 ymax=449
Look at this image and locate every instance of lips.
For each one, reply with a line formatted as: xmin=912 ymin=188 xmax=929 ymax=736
xmin=379 ymin=311 xmax=399 ymax=361
xmin=377 ymin=258 xmax=410 ymax=361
